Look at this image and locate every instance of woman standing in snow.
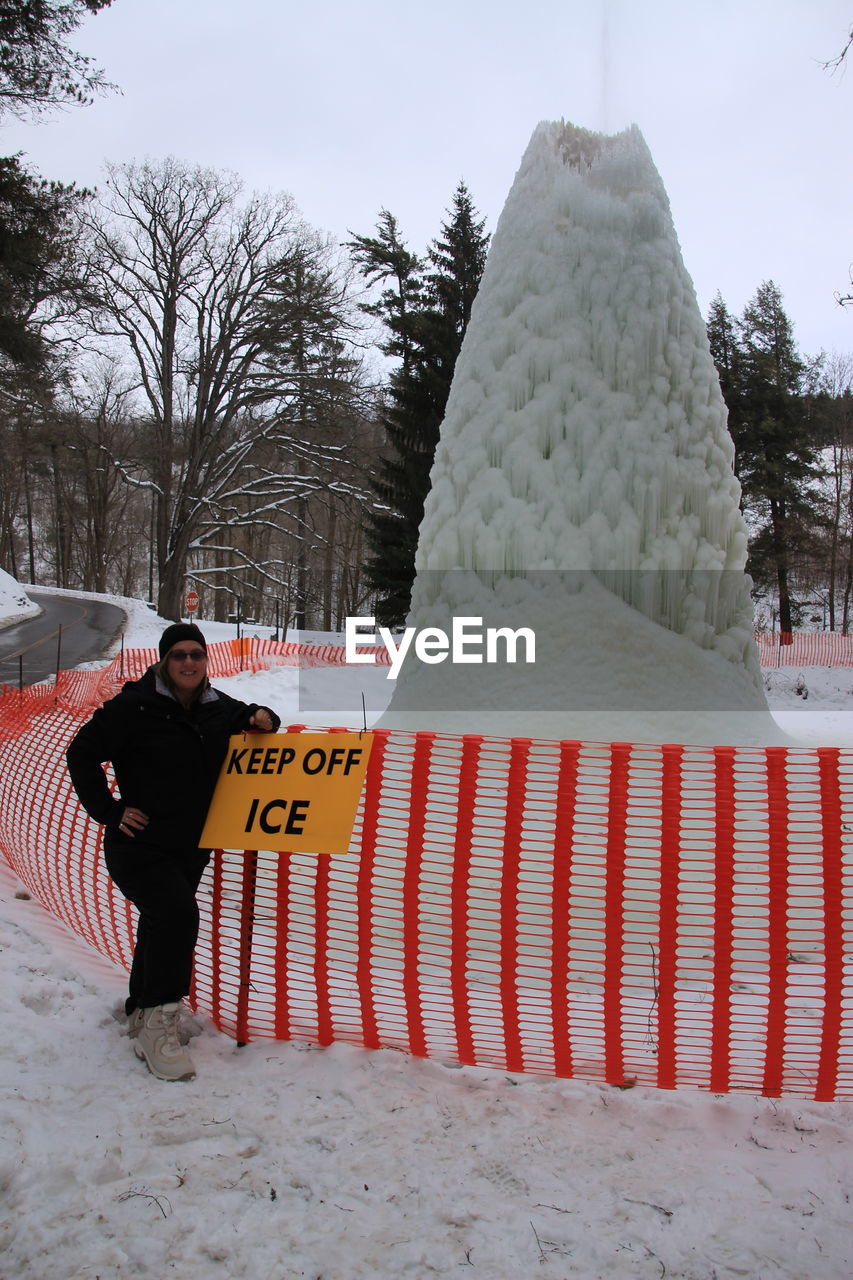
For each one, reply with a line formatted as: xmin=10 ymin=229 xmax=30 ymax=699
xmin=66 ymin=623 xmax=281 ymax=1082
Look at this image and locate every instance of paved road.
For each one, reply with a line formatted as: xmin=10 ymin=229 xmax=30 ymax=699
xmin=0 ymin=590 xmax=127 ymax=688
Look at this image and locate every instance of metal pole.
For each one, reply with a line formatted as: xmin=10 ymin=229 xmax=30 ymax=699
xmin=53 ymin=624 xmax=62 ymax=702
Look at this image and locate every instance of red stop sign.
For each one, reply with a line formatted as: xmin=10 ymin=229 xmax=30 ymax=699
xmin=185 ymin=591 xmax=199 ymax=613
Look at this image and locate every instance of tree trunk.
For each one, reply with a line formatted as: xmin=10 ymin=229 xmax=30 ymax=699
xmin=157 ymin=527 xmax=194 ymax=620
xmin=148 ymin=494 xmax=156 ymax=606
xmin=50 ymin=444 xmax=70 ymax=588
xmin=323 ymin=501 xmax=336 ymax=631
xmin=294 ymin=492 xmax=308 ymax=631
xmin=828 ymin=445 xmax=842 ymax=631
xmin=23 ymin=465 xmax=36 ymax=584
xmin=844 ymin=528 xmax=853 ymax=634
xmin=770 ymin=498 xmax=793 ymax=636
xmin=3 ymin=513 xmax=18 ymax=579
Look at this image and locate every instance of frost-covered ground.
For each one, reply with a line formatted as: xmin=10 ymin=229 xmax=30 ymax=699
xmin=1 ymin=587 xmax=852 ymax=1278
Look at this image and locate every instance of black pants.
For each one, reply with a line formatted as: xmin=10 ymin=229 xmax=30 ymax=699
xmin=104 ymin=837 xmax=210 ymax=1015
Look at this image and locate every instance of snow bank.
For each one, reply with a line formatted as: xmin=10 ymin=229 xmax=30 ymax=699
xmin=0 ymin=569 xmax=39 ymax=629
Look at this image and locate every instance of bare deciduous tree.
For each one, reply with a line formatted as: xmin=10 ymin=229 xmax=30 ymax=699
xmin=79 ymin=158 xmax=370 ymax=619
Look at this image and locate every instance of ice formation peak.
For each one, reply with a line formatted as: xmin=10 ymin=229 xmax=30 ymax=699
xmin=553 ymin=119 xmax=618 ymax=171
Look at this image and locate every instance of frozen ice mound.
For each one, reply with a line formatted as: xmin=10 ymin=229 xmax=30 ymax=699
xmin=379 ymin=121 xmax=785 ymax=746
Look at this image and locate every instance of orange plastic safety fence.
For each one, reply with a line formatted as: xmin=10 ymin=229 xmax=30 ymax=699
xmin=1 ymin=641 xmax=852 ymax=1099
xmin=754 ymin=632 xmax=853 ymax=666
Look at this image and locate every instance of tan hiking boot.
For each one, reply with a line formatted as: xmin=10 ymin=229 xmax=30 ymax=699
xmin=175 ymin=1001 xmax=204 ymax=1045
xmin=133 ymin=1003 xmax=196 ymax=1081
xmin=127 ymin=1008 xmax=144 ymax=1039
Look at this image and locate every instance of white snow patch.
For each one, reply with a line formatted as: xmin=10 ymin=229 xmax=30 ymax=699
xmin=0 ymin=569 xmax=39 ymax=629
xmin=1 ymin=854 xmax=851 ymax=1279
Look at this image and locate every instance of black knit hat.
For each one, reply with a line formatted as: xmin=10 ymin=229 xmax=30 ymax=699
xmin=158 ymin=623 xmax=208 ymax=660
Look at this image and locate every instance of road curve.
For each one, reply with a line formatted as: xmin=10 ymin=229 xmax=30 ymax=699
xmin=0 ymin=590 xmax=127 ymax=688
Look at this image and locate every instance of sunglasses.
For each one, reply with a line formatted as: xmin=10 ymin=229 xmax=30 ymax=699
xmin=167 ymin=649 xmax=207 ymax=662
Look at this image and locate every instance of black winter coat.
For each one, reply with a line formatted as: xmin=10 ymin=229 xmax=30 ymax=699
xmin=66 ymin=666 xmax=281 ymax=849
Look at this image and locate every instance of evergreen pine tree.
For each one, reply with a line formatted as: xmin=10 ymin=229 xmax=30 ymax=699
xmin=0 ymin=0 xmax=114 ymax=384
xmin=347 ymin=210 xmax=423 ymax=371
xmin=0 ymin=155 xmax=82 ymax=374
xmin=351 ymin=183 xmax=489 ymax=626
xmin=709 ymin=281 xmax=823 ymax=633
xmin=706 ymin=291 xmax=741 ymax=407
xmin=0 ymin=0 xmax=115 ymax=119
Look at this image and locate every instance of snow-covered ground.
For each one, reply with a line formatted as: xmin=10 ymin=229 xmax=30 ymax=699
xmin=1 ymin=588 xmax=852 ymax=1278
xmin=0 ymin=568 xmax=39 ymax=629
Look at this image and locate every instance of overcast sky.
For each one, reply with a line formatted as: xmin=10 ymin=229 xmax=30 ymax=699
xmin=2 ymin=0 xmax=851 ymax=357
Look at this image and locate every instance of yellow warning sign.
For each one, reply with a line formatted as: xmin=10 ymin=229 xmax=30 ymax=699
xmin=200 ymin=732 xmax=373 ymax=854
